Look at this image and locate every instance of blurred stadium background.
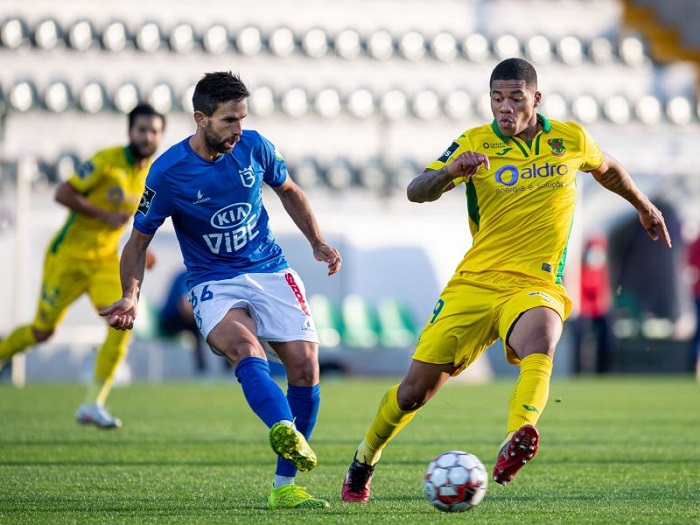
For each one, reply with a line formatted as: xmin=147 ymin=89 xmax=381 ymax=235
xmin=0 ymin=0 xmax=698 ymax=384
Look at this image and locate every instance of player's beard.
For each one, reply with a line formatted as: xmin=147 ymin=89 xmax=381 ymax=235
xmin=203 ymin=124 xmax=234 ymax=154
xmin=129 ymin=142 xmax=158 ymax=161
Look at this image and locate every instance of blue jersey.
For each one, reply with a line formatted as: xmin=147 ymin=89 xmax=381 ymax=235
xmin=135 ymin=130 xmax=289 ymax=288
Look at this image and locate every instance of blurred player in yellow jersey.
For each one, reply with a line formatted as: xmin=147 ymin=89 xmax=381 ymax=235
xmin=0 ymin=104 xmax=165 ymax=428
xmin=342 ymin=58 xmax=672 ymax=501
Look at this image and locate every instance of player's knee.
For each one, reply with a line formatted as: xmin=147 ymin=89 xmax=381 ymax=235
xmin=396 ymin=386 xmax=428 ymax=412
xmin=216 ymin=340 xmax=263 ymax=364
xmin=515 ymin=338 xmax=557 ymax=360
xmin=283 ymin=353 xmax=319 ymax=385
xmin=32 ymin=327 xmax=54 ymax=343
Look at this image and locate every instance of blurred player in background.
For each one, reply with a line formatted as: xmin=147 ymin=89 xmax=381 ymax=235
xmin=0 ymin=103 xmax=165 ymax=429
xmin=341 ymin=58 xmax=671 ymax=502
xmin=575 ymin=233 xmax=613 ymax=373
xmin=100 ymin=71 xmax=341 ymax=509
xmin=688 ymin=233 xmax=700 ymax=377
xmin=158 ymin=268 xmax=233 ymax=376
xmin=158 ymin=269 xmax=208 ymax=375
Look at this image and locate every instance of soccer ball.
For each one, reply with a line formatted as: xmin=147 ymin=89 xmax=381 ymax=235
xmin=423 ymin=450 xmax=488 ymax=512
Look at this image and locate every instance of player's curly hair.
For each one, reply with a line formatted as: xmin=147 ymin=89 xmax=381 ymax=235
xmin=192 ymin=71 xmax=251 ymax=116
xmin=489 ymin=58 xmax=538 ymax=90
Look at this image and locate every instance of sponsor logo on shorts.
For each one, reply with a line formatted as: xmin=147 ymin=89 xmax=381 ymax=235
xmin=285 ymin=272 xmax=310 ymax=316
xmin=527 ymin=291 xmax=555 ymax=304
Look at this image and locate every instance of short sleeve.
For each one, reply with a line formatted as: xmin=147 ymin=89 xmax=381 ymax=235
xmin=423 ymin=134 xmax=472 ymax=189
xmin=576 ymin=123 xmax=604 ymax=172
xmin=259 ymin=135 xmax=288 ymax=187
xmin=68 ymin=152 xmax=106 ymax=193
xmin=133 ymin=168 xmax=173 ymax=235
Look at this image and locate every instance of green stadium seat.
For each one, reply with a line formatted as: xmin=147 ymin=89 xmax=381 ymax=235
xmin=376 ymin=298 xmax=419 ymax=348
xmin=132 ymin=298 xmax=162 ymax=340
xmin=308 ymin=294 xmax=342 ymax=348
xmin=341 ymin=294 xmax=379 ymax=349
xmin=133 ymin=298 xmax=192 ymax=346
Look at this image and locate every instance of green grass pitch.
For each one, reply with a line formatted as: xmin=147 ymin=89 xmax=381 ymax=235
xmin=1 ymin=376 xmax=698 ymax=524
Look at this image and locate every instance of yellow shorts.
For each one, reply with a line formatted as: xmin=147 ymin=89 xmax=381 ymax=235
xmin=413 ymin=271 xmax=571 ymax=373
xmin=33 ymin=249 xmax=122 ymax=332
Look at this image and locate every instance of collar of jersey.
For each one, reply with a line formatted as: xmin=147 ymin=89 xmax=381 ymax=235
xmin=124 ymin=145 xmax=135 ymax=166
xmin=490 ymin=113 xmax=551 ymax=142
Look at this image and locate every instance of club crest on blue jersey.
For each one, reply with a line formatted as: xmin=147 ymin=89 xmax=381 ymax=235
xmin=239 ymin=165 xmax=255 ymax=187
xmin=137 ymin=185 xmax=156 ymax=215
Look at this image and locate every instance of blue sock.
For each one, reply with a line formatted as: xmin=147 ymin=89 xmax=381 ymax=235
xmin=276 ymin=383 xmax=321 ymax=477
xmin=234 ymin=357 xmax=292 ymax=428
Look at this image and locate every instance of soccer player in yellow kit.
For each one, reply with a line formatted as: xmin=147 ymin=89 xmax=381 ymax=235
xmin=0 ymin=104 xmax=165 ymax=428
xmin=342 ymin=58 xmax=672 ymax=501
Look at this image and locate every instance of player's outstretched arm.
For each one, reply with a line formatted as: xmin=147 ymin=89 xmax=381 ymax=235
xmin=272 ymin=178 xmax=342 ymax=276
xmin=55 ymin=182 xmax=131 ymax=228
xmin=407 ymin=151 xmax=490 ymax=203
xmin=99 ymin=229 xmax=155 ymax=329
xmin=589 ymin=153 xmax=672 ymax=248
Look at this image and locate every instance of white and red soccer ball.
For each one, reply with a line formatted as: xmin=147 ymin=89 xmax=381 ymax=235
xmin=423 ymin=450 xmax=488 ymax=512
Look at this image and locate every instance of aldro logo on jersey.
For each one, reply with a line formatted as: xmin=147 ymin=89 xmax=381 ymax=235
xmin=137 ymin=185 xmax=156 ymax=215
xmin=494 ymin=163 xmax=569 ymax=186
xmin=203 ymin=202 xmax=259 ymax=254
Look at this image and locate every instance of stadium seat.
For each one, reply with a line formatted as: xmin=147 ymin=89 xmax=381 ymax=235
xmin=308 ymin=294 xmax=342 ymax=348
xmin=376 ymin=298 xmax=418 ymax=348
xmin=131 ymin=298 xmax=166 ymax=383
xmin=341 ymin=294 xmax=379 ymax=349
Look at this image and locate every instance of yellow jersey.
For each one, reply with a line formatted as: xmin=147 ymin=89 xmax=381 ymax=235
xmin=48 ymin=146 xmax=152 ymax=260
xmin=425 ymin=114 xmax=603 ymax=284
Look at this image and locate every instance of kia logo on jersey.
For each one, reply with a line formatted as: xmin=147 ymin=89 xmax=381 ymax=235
xmin=210 ymin=202 xmax=252 ymax=229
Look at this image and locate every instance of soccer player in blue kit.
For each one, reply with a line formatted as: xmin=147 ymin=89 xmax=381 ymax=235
xmin=100 ymin=71 xmax=342 ymax=509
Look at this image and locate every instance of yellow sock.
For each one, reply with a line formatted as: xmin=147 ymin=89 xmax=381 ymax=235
xmin=85 ymin=328 xmax=129 ymax=405
xmin=506 ymin=353 xmax=553 ymax=434
xmin=0 ymin=325 xmax=37 ymax=360
xmin=356 ymin=384 xmax=418 ymax=466
xmin=83 ymin=378 xmax=106 ymax=405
